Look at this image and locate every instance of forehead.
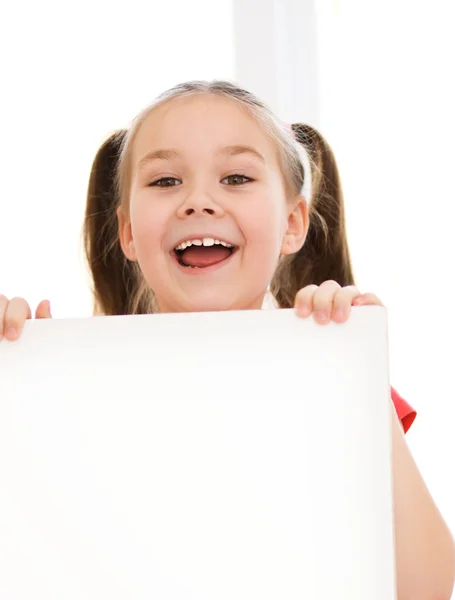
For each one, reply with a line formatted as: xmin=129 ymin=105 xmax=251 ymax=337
xmin=131 ymin=94 xmax=278 ymax=165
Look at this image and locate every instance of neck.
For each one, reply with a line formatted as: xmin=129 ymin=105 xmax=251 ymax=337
xmin=156 ymin=290 xmax=270 ymax=314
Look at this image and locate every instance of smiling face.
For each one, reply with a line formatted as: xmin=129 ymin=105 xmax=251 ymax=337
xmin=118 ymin=93 xmax=308 ymax=313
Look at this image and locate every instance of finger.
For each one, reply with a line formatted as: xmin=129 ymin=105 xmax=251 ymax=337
xmin=0 ymin=294 xmax=9 ymax=340
xmin=352 ymin=293 xmax=383 ymax=307
xmin=312 ymin=280 xmax=342 ymax=324
xmin=4 ymin=297 xmax=32 ymax=340
xmin=332 ymin=285 xmax=362 ymax=323
xmin=35 ymin=299 xmax=52 ymax=319
xmin=294 ymin=285 xmax=319 ymax=317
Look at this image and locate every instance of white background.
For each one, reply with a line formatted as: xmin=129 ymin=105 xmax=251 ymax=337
xmin=1 ymin=0 xmax=454 ymax=579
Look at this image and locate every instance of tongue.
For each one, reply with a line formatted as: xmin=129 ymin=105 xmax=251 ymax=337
xmin=180 ymin=246 xmax=232 ymax=268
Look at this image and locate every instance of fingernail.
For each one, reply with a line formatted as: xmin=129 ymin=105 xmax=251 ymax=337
xmin=297 ymin=303 xmax=310 ymax=317
xmin=46 ymin=300 xmax=52 ymax=315
xmin=314 ymin=311 xmax=328 ymax=322
xmin=5 ymin=328 xmax=17 ymax=340
xmin=334 ymin=308 xmax=345 ymax=320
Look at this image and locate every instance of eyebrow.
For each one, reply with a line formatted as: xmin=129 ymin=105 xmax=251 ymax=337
xmin=217 ymin=145 xmax=265 ymax=163
xmin=136 ymin=145 xmax=265 ymax=172
xmin=137 ymin=149 xmax=181 ymax=171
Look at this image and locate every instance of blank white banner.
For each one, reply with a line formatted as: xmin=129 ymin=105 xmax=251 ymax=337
xmin=0 ymin=308 xmax=394 ymax=599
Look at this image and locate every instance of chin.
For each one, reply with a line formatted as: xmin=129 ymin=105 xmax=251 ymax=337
xmin=185 ymin=292 xmax=267 ymax=313
xmin=182 ymin=296 xmax=238 ymax=313
xmin=166 ymin=289 xmax=257 ymax=313
xmin=154 ymin=285 xmax=266 ymax=314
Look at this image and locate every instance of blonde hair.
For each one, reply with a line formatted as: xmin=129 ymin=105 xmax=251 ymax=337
xmin=84 ymin=80 xmax=354 ymax=315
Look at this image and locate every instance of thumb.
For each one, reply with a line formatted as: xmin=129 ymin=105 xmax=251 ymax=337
xmin=35 ymin=299 xmax=52 ymax=319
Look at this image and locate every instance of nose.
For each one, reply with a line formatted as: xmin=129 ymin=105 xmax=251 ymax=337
xmin=176 ymin=188 xmax=225 ymax=219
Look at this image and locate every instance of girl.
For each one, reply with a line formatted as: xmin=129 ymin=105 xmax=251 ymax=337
xmin=0 ymin=80 xmax=454 ymax=599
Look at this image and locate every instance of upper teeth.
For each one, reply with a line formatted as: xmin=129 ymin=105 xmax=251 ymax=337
xmin=175 ymin=238 xmax=234 ymax=251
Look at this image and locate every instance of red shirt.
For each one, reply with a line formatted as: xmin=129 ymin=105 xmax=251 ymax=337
xmin=391 ymin=387 xmax=416 ymax=433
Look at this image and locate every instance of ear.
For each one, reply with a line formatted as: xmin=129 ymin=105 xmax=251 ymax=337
xmin=117 ymin=206 xmax=137 ymax=261
xmin=280 ymin=197 xmax=309 ymax=256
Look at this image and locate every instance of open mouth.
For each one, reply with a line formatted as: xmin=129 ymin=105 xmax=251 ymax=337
xmin=173 ymin=237 xmax=237 ymax=269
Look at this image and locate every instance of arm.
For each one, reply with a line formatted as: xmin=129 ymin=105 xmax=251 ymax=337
xmin=392 ymin=405 xmax=455 ymax=600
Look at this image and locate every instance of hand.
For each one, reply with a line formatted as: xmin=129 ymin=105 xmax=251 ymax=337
xmin=294 ymin=280 xmax=383 ymax=325
xmin=0 ymin=296 xmax=52 ymax=341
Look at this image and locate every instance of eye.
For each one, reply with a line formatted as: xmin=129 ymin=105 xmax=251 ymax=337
xmin=221 ymin=174 xmax=253 ymax=186
xmin=149 ymin=177 xmax=182 ymax=187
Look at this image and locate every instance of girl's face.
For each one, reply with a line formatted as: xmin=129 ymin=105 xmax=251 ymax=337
xmin=119 ymin=94 xmax=307 ymax=313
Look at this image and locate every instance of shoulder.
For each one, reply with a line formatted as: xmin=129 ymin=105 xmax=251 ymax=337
xmin=391 ymin=387 xmax=416 ymax=433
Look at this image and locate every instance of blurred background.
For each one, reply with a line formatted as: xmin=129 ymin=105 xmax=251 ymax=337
xmin=1 ymin=0 xmax=454 ymax=562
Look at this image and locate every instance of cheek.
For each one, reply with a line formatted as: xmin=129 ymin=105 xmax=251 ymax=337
xmin=242 ymin=194 xmax=287 ymax=251
xmin=129 ymin=197 xmax=167 ymax=258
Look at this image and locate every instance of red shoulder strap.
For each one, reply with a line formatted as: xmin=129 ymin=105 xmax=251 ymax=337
xmin=391 ymin=387 xmax=416 ymax=433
